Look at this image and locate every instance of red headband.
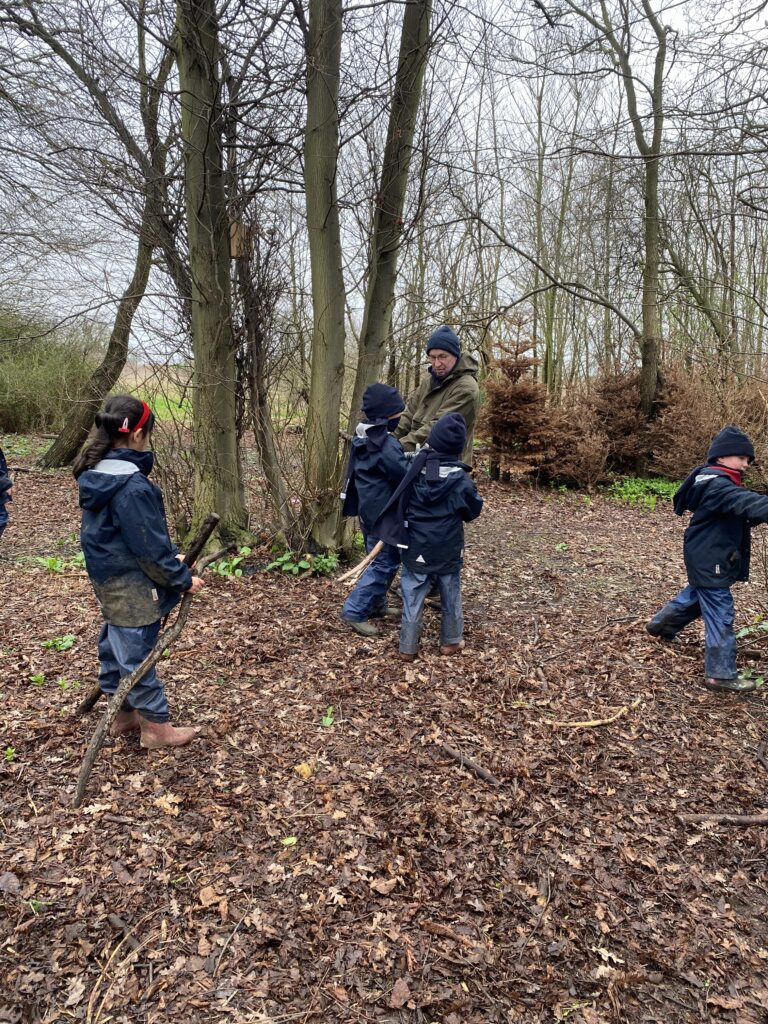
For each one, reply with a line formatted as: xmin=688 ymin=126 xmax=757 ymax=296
xmin=117 ymin=401 xmax=152 ymax=434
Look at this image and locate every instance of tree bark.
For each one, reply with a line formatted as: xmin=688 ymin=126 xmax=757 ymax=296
xmin=176 ymin=0 xmax=247 ymax=544
xmin=346 ymin=0 xmax=432 ymax=427
xmin=303 ymin=0 xmax=346 ymax=548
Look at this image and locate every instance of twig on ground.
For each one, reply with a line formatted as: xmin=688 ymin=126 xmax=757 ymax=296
xmin=421 ymin=919 xmax=480 ymax=949
xmin=430 ymin=739 xmax=501 ymax=786
xmin=337 ymin=539 xmax=384 ymax=585
xmin=73 ymin=514 xmax=224 ymax=809
xmin=678 ymin=813 xmax=768 ymax=825
xmin=545 ymin=697 xmax=641 ymax=729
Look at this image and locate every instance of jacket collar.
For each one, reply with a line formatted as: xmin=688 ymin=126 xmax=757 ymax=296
xmin=104 ymin=448 xmax=155 ymax=477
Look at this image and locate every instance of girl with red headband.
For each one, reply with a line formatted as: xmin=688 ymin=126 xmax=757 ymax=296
xmin=74 ymin=395 xmax=204 ymax=748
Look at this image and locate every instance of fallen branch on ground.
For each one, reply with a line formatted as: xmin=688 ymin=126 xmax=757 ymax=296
xmin=430 ymin=739 xmax=501 ymax=786
xmin=337 ymin=539 xmax=384 ymax=585
xmin=73 ymin=514 xmax=224 ymax=809
xmin=545 ymin=697 xmax=641 ymax=729
xmin=678 ymin=813 xmax=768 ymax=825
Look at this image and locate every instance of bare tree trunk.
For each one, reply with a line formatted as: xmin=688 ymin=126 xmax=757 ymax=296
xmin=639 ymin=150 xmax=662 ymax=417
xmin=177 ymin=0 xmax=247 ymax=544
xmin=346 ymin=0 xmax=432 ymax=427
xmin=302 ymin=0 xmax=346 ymax=548
xmin=39 ymin=208 xmax=153 ymax=467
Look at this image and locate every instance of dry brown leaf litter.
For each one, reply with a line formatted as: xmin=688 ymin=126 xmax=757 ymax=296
xmin=2 ymin=462 xmax=768 ymax=1022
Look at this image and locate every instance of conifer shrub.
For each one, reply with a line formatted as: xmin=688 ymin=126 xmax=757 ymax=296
xmin=481 ymin=349 xmax=561 ymax=480
xmin=591 ymin=372 xmax=651 ymax=474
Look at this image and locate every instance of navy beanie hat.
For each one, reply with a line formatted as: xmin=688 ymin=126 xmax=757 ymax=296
xmin=426 ymin=325 xmax=461 ymax=360
xmin=427 ymin=412 xmax=467 ymax=456
xmin=362 ymin=383 xmax=405 ymax=421
xmin=707 ymin=425 xmax=755 ymax=464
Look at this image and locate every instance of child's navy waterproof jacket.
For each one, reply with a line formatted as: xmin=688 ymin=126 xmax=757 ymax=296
xmin=341 ymin=422 xmax=409 ymax=534
xmin=78 ymin=448 xmax=192 ymax=626
xmin=396 ymin=461 xmax=482 ymax=574
xmin=0 ymin=447 xmax=11 ymax=523
xmin=674 ymin=464 xmax=768 ymax=588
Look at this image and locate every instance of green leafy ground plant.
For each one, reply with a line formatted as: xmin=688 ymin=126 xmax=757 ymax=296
xmin=266 ymin=550 xmax=339 ymax=577
xmin=607 ymin=477 xmax=679 ymax=511
xmin=42 ymin=634 xmax=76 ymax=652
xmin=210 ymin=547 xmax=252 ymax=578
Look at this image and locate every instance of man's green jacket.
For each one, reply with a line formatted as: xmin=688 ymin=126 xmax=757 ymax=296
xmin=396 ymin=352 xmax=480 ymax=464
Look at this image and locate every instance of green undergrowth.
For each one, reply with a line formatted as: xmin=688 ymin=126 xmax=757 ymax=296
xmin=266 ymin=549 xmax=339 ymax=577
xmin=606 ymin=476 xmax=679 ymax=510
xmin=1 ymin=434 xmax=50 ymax=459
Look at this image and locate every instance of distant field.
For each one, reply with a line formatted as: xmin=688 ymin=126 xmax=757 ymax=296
xmin=119 ymin=362 xmax=192 ymax=423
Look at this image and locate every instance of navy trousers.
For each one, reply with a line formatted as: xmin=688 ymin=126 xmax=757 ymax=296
xmin=98 ymin=621 xmax=169 ymax=722
xmin=648 ymin=585 xmax=737 ymax=679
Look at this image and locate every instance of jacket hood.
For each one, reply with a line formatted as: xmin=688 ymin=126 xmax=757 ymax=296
xmin=353 ymin=420 xmax=389 ymax=452
xmin=417 ymin=460 xmax=470 ymax=500
xmin=674 ymin=464 xmax=735 ymax=515
xmin=78 ymin=449 xmax=154 ymax=512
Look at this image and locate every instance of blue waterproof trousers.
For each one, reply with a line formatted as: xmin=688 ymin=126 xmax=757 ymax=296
xmin=400 ymin=567 xmax=463 ymax=655
xmin=341 ymin=535 xmax=401 ymax=622
xmin=97 ymin=621 xmax=169 ymax=722
xmin=648 ymin=585 xmax=737 ymax=679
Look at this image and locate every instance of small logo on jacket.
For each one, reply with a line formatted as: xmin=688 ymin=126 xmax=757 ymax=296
xmin=715 ymin=565 xmax=720 ymax=575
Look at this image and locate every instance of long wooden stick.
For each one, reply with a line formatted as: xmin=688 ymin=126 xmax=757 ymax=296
xmin=679 ymin=813 xmax=768 ymax=825
xmin=73 ymin=682 xmax=103 ymax=717
xmin=73 ymin=514 xmax=222 ymax=808
xmin=337 ymin=539 xmax=385 ymax=585
xmin=545 ymin=697 xmax=641 ymax=729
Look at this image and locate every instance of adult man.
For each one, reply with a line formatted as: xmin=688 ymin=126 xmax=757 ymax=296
xmin=396 ymin=325 xmax=480 ymax=465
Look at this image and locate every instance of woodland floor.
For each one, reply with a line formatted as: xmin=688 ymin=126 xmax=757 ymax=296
xmin=3 ymin=442 xmax=768 ymax=1024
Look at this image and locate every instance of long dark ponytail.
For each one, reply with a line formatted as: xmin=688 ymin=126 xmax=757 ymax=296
xmin=72 ymin=394 xmax=155 ymax=479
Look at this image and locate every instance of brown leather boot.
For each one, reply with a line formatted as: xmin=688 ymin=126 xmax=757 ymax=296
xmin=399 ymin=651 xmax=417 ymax=662
xmin=111 ymin=709 xmax=141 ymax=736
xmin=439 ymin=642 xmax=464 ymax=656
xmin=139 ymin=718 xmax=198 ymax=749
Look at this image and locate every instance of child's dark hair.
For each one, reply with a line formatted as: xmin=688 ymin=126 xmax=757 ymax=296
xmin=73 ymin=395 xmax=155 ymax=479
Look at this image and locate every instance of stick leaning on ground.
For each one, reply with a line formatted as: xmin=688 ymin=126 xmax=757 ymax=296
xmin=73 ymin=513 xmax=225 ymax=809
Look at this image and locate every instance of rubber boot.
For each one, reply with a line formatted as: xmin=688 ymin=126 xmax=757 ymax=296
xmin=111 ymin=709 xmax=141 ymax=736
xmin=341 ymin=618 xmax=380 ymax=638
xmin=139 ymin=718 xmax=198 ymax=749
xmin=702 ymin=676 xmax=757 ymax=694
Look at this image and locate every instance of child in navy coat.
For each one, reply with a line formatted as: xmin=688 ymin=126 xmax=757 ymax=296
xmin=340 ymin=384 xmax=409 ymax=637
xmin=0 ymin=444 xmax=11 ymax=543
xmin=647 ymin=425 xmax=768 ymax=692
xmin=74 ymin=394 xmax=204 ymax=746
xmin=374 ymin=412 xmax=483 ymax=660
